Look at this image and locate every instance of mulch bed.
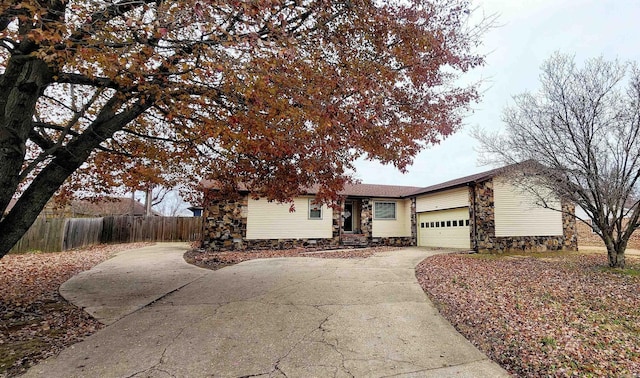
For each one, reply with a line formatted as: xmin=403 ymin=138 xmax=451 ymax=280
xmin=184 ymin=246 xmax=401 ymax=270
xmin=416 ymin=252 xmax=640 ymax=377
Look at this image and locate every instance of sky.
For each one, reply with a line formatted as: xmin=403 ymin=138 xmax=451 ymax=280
xmin=352 ymin=0 xmax=640 ymax=188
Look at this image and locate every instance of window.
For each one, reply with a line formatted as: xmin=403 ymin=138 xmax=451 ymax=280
xmin=425 ymin=222 xmax=429 ymax=228
xmin=453 ymin=220 xmax=458 ymax=227
xmin=465 ymin=219 xmax=470 ymax=226
xmin=435 ymin=222 xmax=440 ymax=228
xmin=374 ymin=202 xmax=396 ymax=219
xmin=440 ymin=221 xmax=445 ymax=227
xmin=459 ymin=219 xmax=464 ymax=226
xmin=430 ymin=222 xmax=434 ymax=228
xmin=421 ymin=222 xmax=425 ymax=228
xmin=309 ymin=200 xmax=322 ymax=219
xmin=446 ymin=220 xmax=451 ymax=227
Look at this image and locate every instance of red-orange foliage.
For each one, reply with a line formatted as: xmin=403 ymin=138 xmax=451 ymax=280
xmin=0 ymin=0 xmax=486 ymax=256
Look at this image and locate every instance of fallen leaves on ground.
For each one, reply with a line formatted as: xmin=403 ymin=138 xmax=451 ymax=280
xmin=416 ymin=252 xmax=640 ymax=377
xmin=184 ymin=246 xmax=400 ymax=270
xmin=0 ymin=242 xmax=152 ymax=377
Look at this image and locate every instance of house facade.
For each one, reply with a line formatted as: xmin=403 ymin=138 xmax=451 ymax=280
xmin=202 ymin=184 xmax=418 ymax=250
xmin=201 ymin=166 xmax=578 ymax=253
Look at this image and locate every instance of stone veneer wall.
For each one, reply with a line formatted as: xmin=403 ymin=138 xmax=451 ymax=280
xmin=203 ymin=194 xmax=341 ymax=251
xmin=369 ymin=237 xmax=413 ymax=247
xmin=471 ymin=179 xmax=578 ymax=253
xmin=202 ymin=194 xmax=413 ymax=251
xmin=202 ymin=194 xmax=249 ymax=251
xmin=410 ymin=197 xmax=417 ymax=246
xmin=332 ymin=201 xmax=342 ymax=239
xmin=360 ymin=198 xmax=373 ymax=239
xmin=243 ymin=238 xmax=339 ymax=250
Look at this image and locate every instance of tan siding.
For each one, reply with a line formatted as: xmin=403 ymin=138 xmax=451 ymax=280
xmin=494 ymin=178 xmax=563 ymax=237
xmin=416 ymin=187 xmax=469 ymax=212
xmin=246 ymin=197 xmax=332 ymax=239
xmin=372 ymin=199 xmax=412 ymax=237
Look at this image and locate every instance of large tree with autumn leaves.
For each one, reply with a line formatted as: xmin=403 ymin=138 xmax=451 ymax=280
xmin=0 ymin=0 xmax=486 ymax=257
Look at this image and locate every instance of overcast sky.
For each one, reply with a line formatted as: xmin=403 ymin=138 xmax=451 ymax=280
xmin=353 ymin=0 xmax=640 ymax=187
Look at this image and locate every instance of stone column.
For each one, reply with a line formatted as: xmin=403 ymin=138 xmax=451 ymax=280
xmin=474 ymin=180 xmax=496 ymax=252
xmin=561 ymin=201 xmax=578 ymax=251
xmin=410 ymin=197 xmax=417 ymax=246
xmin=202 ymin=194 xmax=248 ymax=251
xmin=360 ymin=198 xmax=372 ymax=239
xmin=332 ymin=200 xmax=343 ymax=245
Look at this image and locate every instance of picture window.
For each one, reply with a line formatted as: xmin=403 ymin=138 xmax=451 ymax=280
xmin=374 ymin=202 xmax=396 ymax=219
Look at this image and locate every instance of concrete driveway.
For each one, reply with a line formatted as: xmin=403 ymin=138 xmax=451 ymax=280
xmin=25 ymin=244 xmax=508 ymax=378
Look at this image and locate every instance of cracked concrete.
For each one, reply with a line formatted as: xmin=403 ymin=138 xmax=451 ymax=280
xmin=24 ymin=244 xmax=509 ymax=378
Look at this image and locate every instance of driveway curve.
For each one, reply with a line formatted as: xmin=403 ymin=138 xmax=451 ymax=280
xmin=25 ymin=244 xmax=508 ymax=378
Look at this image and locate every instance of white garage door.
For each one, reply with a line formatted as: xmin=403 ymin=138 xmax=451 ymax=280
xmin=418 ymin=208 xmax=470 ymax=249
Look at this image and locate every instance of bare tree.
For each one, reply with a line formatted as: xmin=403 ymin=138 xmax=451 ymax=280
xmin=475 ymin=53 xmax=640 ymax=268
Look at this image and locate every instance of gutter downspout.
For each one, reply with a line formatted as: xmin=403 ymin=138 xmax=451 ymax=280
xmin=470 ymin=182 xmax=479 ymax=253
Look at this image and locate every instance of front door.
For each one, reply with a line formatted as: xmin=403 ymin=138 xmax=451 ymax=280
xmin=343 ymin=202 xmax=353 ymax=232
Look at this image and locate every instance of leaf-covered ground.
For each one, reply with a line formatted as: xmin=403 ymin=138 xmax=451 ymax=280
xmin=416 ymin=252 xmax=640 ymax=377
xmin=184 ymin=246 xmax=400 ymax=270
xmin=0 ymin=242 xmax=152 ymax=377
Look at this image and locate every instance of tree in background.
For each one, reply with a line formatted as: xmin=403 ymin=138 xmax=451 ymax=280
xmin=476 ymin=53 xmax=640 ymax=268
xmin=0 ymin=0 xmax=488 ymax=257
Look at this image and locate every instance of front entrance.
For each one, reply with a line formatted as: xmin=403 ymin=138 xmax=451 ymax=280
xmin=343 ymin=202 xmax=354 ymax=232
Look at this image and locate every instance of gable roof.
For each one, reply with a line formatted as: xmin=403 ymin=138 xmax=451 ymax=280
xmin=200 ymin=180 xmax=420 ymax=199
xmin=201 ymin=164 xmax=515 ymax=200
xmin=408 ymin=166 xmax=504 ymax=196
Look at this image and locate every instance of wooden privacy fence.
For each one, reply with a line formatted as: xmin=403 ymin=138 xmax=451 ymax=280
xmin=100 ymin=216 xmax=203 ymax=244
xmin=9 ymin=216 xmax=203 ymax=254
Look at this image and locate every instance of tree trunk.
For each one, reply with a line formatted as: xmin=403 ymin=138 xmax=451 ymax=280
xmin=0 ymin=57 xmax=52 ymax=215
xmin=606 ymin=243 xmax=626 ymax=269
xmin=0 ymin=95 xmax=152 ymax=258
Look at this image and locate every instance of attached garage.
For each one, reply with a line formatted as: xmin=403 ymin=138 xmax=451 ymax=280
xmin=417 ymin=207 xmax=470 ymax=249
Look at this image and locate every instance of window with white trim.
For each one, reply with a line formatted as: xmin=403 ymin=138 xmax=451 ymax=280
xmin=309 ymin=200 xmax=322 ymax=219
xmin=374 ymin=201 xmax=396 ymax=219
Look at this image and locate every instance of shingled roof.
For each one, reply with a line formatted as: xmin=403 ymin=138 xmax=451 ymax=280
xmin=336 ymin=183 xmax=421 ymax=198
xmin=408 ymin=166 xmax=505 ymax=196
xmin=201 ymin=165 xmax=511 ymax=199
xmin=200 ymin=180 xmax=420 ymax=198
